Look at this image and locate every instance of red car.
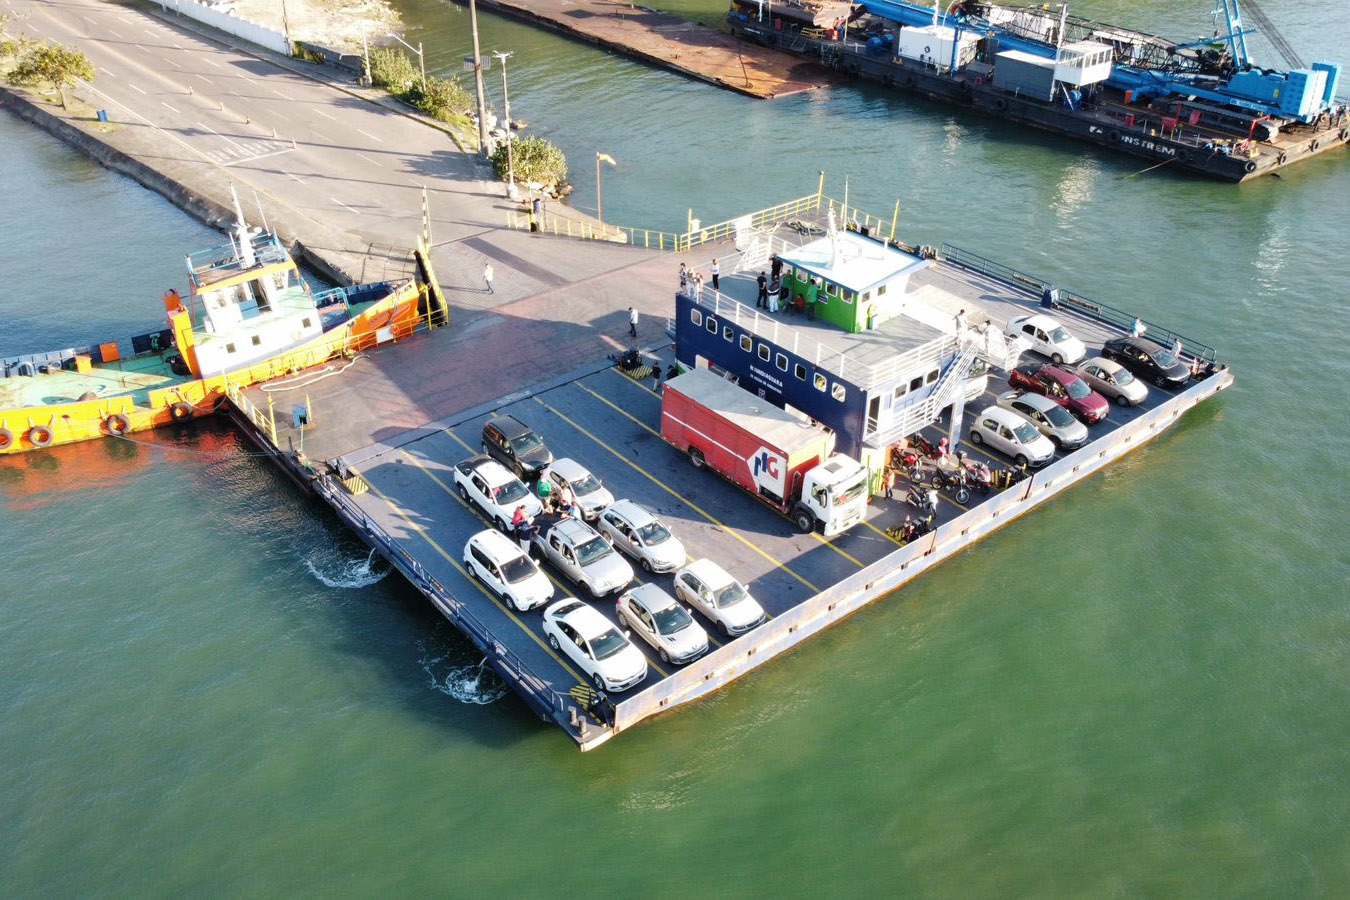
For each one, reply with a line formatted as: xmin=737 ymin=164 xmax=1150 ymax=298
xmin=1007 ymin=364 xmax=1109 ymax=424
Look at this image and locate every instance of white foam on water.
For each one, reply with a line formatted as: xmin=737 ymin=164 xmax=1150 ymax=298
xmin=305 ymin=546 xmax=389 ymax=588
xmin=419 ymin=648 xmax=509 ymax=705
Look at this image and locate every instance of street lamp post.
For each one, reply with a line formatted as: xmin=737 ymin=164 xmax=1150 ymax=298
xmin=491 ymin=51 xmax=517 ymax=200
xmin=385 ymin=32 xmax=425 ymax=91
xmin=595 ymin=152 xmax=616 ymax=225
xmin=469 ymin=0 xmax=490 ymax=157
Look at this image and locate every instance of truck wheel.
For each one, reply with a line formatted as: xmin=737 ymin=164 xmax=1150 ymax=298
xmin=688 ymin=447 xmax=706 ymax=469
xmin=792 ymin=505 xmax=815 ymax=534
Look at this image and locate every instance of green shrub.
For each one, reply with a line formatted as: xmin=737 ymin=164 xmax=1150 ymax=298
xmin=368 ymin=46 xmax=417 ymax=91
xmin=402 ymin=74 xmax=470 ymax=122
xmin=492 ymin=136 xmax=567 ymax=187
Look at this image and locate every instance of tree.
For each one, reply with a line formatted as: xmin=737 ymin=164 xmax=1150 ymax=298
xmin=493 ymin=136 xmax=567 ymax=189
xmin=7 ymin=41 xmax=94 ymax=109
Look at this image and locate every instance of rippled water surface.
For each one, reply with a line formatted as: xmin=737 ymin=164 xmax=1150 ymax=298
xmin=2 ymin=0 xmax=1348 ymax=891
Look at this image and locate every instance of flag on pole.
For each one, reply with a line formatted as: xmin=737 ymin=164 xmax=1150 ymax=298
xmin=596 ymin=152 xmax=617 ymax=166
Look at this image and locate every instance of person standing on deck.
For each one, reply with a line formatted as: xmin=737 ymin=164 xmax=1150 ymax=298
xmin=710 ymin=259 xmax=721 ymax=291
xmin=484 ymin=263 xmax=495 ymax=294
xmin=757 ymin=272 xmax=769 ymax=308
xmin=955 ymin=308 xmax=967 ymax=337
xmin=628 ymin=307 xmax=639 ymax=337
xmin=1170 ymin=336 xmax=1184 ymax=360
xmin=678 ymin=262 xmax=689 ymax=293
xmin=770 ymin=253 xmax=782 ymax=281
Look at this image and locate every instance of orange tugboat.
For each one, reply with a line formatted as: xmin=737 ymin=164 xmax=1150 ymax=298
xmin=0 ymin=197 xmax=443 ymax=455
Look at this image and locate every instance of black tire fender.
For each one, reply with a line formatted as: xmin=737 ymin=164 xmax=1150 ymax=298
xmin=1108 ymin=129 xmax=1121 ymax=142
xmin=1244 ymin=160 xmax=1257 ymax=173
xmin=995 ymin=97 xmax=1009 ymax=112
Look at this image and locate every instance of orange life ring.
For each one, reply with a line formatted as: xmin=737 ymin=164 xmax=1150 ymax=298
xmin=28 ymin=424 xmax=54 ymax=448
xmin=169 ymin=402 xmax=193 ymax=423
xmin=106 ymin=413 xmax=130 ymax=435
xmin=0 ymin=428 xmax=13 ymax=450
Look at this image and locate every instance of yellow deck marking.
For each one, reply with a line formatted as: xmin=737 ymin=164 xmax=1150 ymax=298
xmin=356 ymin=467 xmax=587 ymax=684
xmin=578 ymin=378 xmax=868 ymax=568
xmin=411 ymin=435 xmax=669 ymax=677
xmin=532 ymin=395 xmax=819 ymax=593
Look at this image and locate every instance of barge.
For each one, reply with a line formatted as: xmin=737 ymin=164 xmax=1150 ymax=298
xmin=728 ymin=0 xmax=1348 ymax=180
xmin=225 ymin=190 xmax=1232 ymax=749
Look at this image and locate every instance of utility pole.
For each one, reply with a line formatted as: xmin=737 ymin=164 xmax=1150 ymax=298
xmin=469 ymin=0 xmax=490 ymax=157
xmin=492 ymin=51 xmax=517 ymax=199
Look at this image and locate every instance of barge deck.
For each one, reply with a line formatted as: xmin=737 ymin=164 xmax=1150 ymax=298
xmin=228 ymin=196 xmax=1232 ymax=750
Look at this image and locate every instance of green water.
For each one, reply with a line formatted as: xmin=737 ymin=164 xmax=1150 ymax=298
xmin=3 ymin=0 xmax=1349 ymax=891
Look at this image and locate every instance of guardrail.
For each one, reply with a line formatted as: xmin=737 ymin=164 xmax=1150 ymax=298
xmin=312 ymin=474 xmax=594 ymax=741
xmin=224 ymin=380 xmax=278 ymax=446
xmin=937 ymin=243 xmax=1220 ymax=363
xmin=611 ymin=368 xmax=1234 ymax=731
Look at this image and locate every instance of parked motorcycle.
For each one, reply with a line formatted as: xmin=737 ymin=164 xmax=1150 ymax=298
xmin=958 ymin=453 xmax=993 ymax=495
xmin=906 ymin=485 xmax=939 ymax=517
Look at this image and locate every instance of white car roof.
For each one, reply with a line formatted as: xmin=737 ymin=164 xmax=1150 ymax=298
xmin=468 ymin=529 xmax=525 ymax=562
xmin=681 ymin=558 xmax=735 ymax=589
xmin=626 ymin=582 xmax=679 ymax=612
xmin=558 ymin=601 xmax=616 ymax=641
xmin=470 ymin=457 xmax=522 ymax=489
xmin=1012 ymin=313 xmax=1062 ymax=331
xmin=607 ymin=499 xmax=656 ymax=528
xmin=981 ymin=405 xmax=1033 ymax=428
xmin=1001 ymin=390 xmax=1058 ymax=413
xmin=549 ymin=457 xmax=590 ymax=482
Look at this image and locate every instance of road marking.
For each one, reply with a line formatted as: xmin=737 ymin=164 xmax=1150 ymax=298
xmin=284 ymin=171 xmax=304 ymax=183
xmin=581 ymin=376 xmax=867 ymax=568
xmin=129 ymin=83 xmax=147 ymax=95
xmin=533 ymin=396 xmax=820 ymax=593
xmin=195 ymin=121 xmax=245 ymax=152
xmin=310 ymin=129 xmax=332 ymax=144
xmin=105 ymin=28 xmax=122 ymax=38
xmin=203 ymin=57 xmax=222 ymax=68
xmin=313 ymin=109 xmax=335 ymax=120
xmin=355 ymin=152 xmax=382 ymax=168
xmin=271 ymin=89 xmax=293 ymax=101
xmin=99 ymin=67 xmax=116 ymax=78
xmin=332 ymin=197 xmax=359 ymax=215
xmin=192 ymin=73 xmax=212 ymax=85
xmin=161 ymin=101 xmax=180 ymax=114
xmin=222 ymin=146 xmax=295 ymax=168
xmin=356 ymin=127 xmax=384 ymax=144
xmin=359 ymin=468 xmax=590 ymax=685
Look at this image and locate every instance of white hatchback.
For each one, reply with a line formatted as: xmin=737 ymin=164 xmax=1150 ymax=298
xmin=542 ymin=599 xmax=649 ymax=693
xmin=674 ymin=559 xmax=766 ymax=637
xmin=616 ymin=583 xmax=709 ymax=665
xmin=596 ymin=499 xmax=687 ymax=574
xmin=1005 ymin=314 xmax=1086 ymax=366
xmin=463 ymin=529 xmax=553 ymax=612
xmin=544 ymin=457 xmax=615 ymax=521
xmin=1072 ymin=356 xmax=1149 ymax=408
xmin=969 ymin=405 xmax=1057 ymax=467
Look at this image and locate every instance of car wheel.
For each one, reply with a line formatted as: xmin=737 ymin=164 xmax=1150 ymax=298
xmin=1051 ymin=352 xmax=1064 ymax=365
xmin=466 ymin=561 xmax=479 ymax=579
xmin=496 ymin=516 xmax=509 ymax=532
xmin=1116 ymin=395 xmax=1131 ymax=407
xmin=1155 ymin=375 xmax=1169 ymax=388
xmin=457 ymin=484 xmax=470 ymax=501
xmin=970 ymin=430 xmax=984 ymax=446
xmin=548 ymin=633 xmax=560 ymax=650
xmin=659 ymin=648 xmax=671 ymax=664
xmin=1015 ymin=454 xmax=1028 ymax=467
xmin=640 ymin=557 xmax=654 ymax=574
xmin=688 ymin=447 xmax=706 ymax=469
xmin=592 ymin=672 xmax=608 ymax=692
xmin=718 ymin=620 xmax=731 ymax=638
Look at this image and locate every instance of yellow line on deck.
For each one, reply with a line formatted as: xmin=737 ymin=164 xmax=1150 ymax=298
xmin=533 ymin=395 xmax=820 ymax=594
xmin=577 ymin=378 xmax=868 ymax=569
xmin=356 ymin=466 xmax=589 ymax=685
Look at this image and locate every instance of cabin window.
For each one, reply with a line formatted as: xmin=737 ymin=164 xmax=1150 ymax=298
xmin=925 ymin=368 xmax=939 ymax=385
xmin=757 ymin=344 xmax=770 ymax=362
xmin=910 ymin=375 xmax=924 ymax=392
xmin=775 ymin=353 xmax=788 ymax=372
xmin=740 ymin=335 xmax=752 ymax=352
xmin=813 ymin=374 xmax=827 ymax=392
xmin=825 ymin=282 xmax=837 ymax=297
xmin=225 ymin=343 xmax=236 ymax=354
xmin=706 ymin=316 xmax=718 ymax=334
xmin=302 ymin=317 xmax=312 ymax=329
xmin=831 ymin=384 xmax=846 ymax=402
xmin=842 ymin=290 xmax=855 ymax=304
xmin=251 ymin=335 xmax=262 ymax=347
xmin=691 ymin=309 xmax=703 ymax=327
xmin=876 ymin=284 xmax=887 ymax=296
xmin=894 ymin=383 xmax=909 ymax=401
xmin=794 ymin=363 xmax=807 ymax=381
xmin=722 ymin=325 xmax=734 ymax=342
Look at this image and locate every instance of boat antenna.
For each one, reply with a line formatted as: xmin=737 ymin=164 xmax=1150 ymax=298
xmin=253 ymin=190 xmax=271 ymax=235
xmin=1056 ymin=4 xmax=1068 ymax=57
xmin=229 ymin=183 xmax=256 ymax=268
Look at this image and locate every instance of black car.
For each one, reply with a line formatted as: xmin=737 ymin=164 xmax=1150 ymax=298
xmin=481 ymin=415 xmax=553 ymax=479
xmin=1100 ymin=337 xmax=1190 ymax=389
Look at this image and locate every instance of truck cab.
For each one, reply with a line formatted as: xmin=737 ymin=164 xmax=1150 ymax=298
xmin=795 ymin=454 xmax=869 ymax=537
xmin=532 ymin=516 xmax=634 ymax=598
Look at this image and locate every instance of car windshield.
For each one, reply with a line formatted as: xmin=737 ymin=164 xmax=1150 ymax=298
xmin=501 ymin=556 xmax=535 ymax=584
xmin=652 ymin=605 xmax=693 ymax=635
xmin=832 ymin=475 xmax=868 ymax=507
xmin=1064 ymin=378 xmax=1090 ymax=399
xmin=571 ymin=473 xmax=602 ymax=495
xmin=1045 ymin=404 xmax=1075 ymax=427
xmin=1049 ymin=326 xmax=1071 ymax=343
xmin=1113 ymin=367 xmax=1134 ymax=385
xmin=714 ymin=582 xmax=748 ymax=609
xmin=576 ymin=537 xmax=612 ymax=566
xmin=589 ymin=629 xmax=628 ymax=661
xmin=637 ymin=521 xmax=671 ymax=546
xmin=1152 ymin=349 xmax=1177 ymax=367
xmin=1013 ymin=421 xmax=1040 ymax=444
xmin=511 ymin=433 xmax=545 ymax=455
xmin=495 ymin=480 xmax=528 ymax=504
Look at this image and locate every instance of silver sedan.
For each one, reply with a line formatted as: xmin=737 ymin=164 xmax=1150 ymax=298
xmin=995 ymin=390 xmax=1089 ymax=450
xmin=1072 ymin=356 xmax=1149 ymax=408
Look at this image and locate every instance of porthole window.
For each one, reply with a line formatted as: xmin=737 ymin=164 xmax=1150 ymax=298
xmin=691 ymin=309 xmax=703 ymax=327
xmin=723 ymin=325 xmax=734 ymax=342
xmin=706 ymin=316 xmax=718 ymax=334
xmin=813 ymin=373 xmax=827 ymax=392
xmin=225 ymin=343 xmax=236 ymax=354
xmin=794 ymin=363 xmax=807 ymax=380
xmin=775 ymin=353 xmax=788 ymax=372
xmin=831 ymin=383 xmax=846 ymax=402
xmin=894 ymin=383 xmax=909 ymax=400
xmin=740 ymin=335 xmax=752 ymax=352
xmin=757 ymin=343 xmax=770 ymax=361
xmin=925 ymin=368 xmax=939 ymax=385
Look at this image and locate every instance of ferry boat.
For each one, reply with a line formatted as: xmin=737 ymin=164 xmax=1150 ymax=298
xmin=728 ymin=0 xmax=1348 ymax=180
xmin=0 ymin=197 xmax=443 ymax=455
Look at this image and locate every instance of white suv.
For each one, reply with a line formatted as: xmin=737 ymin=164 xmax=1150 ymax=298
xmin=1005 ymin=314 xmax=1086 ymax=366
xmin=463 ymin=530 xmax=553 ymax=612
xmin=453 ymin=455 xmax=542 ymax=532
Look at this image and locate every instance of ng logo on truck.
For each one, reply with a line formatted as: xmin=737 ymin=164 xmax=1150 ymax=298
xmin=749 ymin=447 xmax=787 ymax=496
